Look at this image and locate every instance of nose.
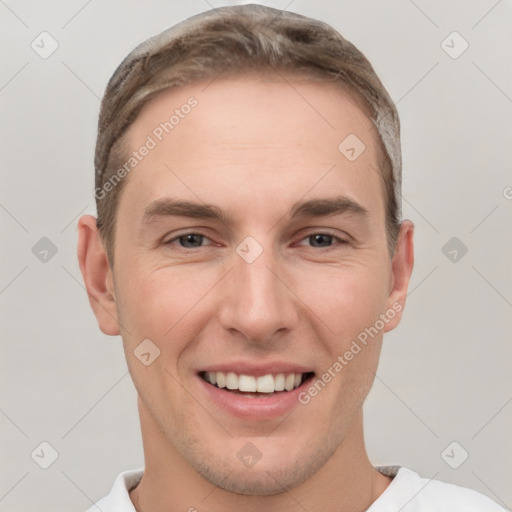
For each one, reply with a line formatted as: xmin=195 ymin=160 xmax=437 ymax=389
xmin=217 ymin=242 xmax=299 ymax=345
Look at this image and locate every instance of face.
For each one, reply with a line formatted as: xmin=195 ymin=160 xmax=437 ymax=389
xmin=91 ymin=74 xmax=412 ymax=494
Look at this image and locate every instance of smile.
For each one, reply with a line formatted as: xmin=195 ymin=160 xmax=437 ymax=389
xmin=200 ymin=371 xmax=314 ymax=395
xmin=196 ymin=362 xmax=316 ymax=419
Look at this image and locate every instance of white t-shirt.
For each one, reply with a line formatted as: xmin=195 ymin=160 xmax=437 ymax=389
xmin=85 ymin=465 xmax=507 ymax=511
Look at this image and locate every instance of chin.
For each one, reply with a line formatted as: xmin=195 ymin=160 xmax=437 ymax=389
xmin=195 ymin=461 xmax=315 ymax=496
xmin=181 ymin=434 xmax=336 ymax=496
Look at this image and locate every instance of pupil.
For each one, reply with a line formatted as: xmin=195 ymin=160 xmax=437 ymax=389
xmin=311 ymin=234 xmax=331 ymax=247
xmin=181 ymin=234 xmax=202 ymax=247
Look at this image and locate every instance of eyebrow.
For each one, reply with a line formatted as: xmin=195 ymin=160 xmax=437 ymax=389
xmin=141 ymin=195 xmax=368 ymax=226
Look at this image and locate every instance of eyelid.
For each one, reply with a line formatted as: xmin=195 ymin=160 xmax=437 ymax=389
xmin=163 ymin=229 xmax=349 ymax=250
xmin=163 ymin=230 xmax=214 ymax=246
xmin=295 ymin=230 xmax=349 ymax=247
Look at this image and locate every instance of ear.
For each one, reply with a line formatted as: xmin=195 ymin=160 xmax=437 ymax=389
xmin=77 ymin=215 xmax=121 ymax=336
xmin=383 ymin=220 xmax=414 ymax=332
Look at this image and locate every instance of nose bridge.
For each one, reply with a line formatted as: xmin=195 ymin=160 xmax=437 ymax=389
xmin=218 ymin=238 xmax=296 ymax=342
xmin=239 ymin=252 xmax=281 ymax=311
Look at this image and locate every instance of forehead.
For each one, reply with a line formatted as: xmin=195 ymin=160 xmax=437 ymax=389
xmin=131 ymin=73 xmax=376 ymax=145
xmin=120 ymin=74 xmax=384 ymax=220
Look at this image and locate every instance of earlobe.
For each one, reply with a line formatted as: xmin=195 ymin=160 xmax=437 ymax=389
xmin=383 ymin=220 xmax=414 ymax=333
xmin=77 ymin=215 xmax=121 ymax=336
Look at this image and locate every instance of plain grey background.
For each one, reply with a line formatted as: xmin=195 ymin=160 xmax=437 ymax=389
xmin=1 ymin=1 xmax=511 ymax=511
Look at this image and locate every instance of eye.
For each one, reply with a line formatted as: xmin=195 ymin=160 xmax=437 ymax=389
xmin=163 ymin=231 xmax=347 ymax=250
xmin=296 ymin=232 xmax=347 ymax=249
xmin=164 ymin=232 xmax=212 ymax=248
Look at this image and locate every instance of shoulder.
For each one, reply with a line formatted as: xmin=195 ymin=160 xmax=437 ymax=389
xmin=84 ymin=468 xmax=143 ymax=512
xmin=370 ymin=466 xmax=507 ymax=512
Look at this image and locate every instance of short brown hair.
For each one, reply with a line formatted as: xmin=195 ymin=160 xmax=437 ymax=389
xmin=94 ymin=4 xmax=402 ymax=265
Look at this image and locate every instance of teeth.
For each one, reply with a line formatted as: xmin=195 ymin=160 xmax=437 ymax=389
xmin=274 ymin=373 xmax=285 ymax=391
xmin=239 ymin=375 xmax=257 ymax=392
xmin=256 ymin=374 xmax=274 ymax=393
xmin=226 ymin=372 xmax=238 ymax=390
xmin=284 ymin=374 xmax=295 ymax=391
xmin=203 ymin=371 xmax=307 ymax=393
xmin=216 ymin=371 xmax=226 ymax=388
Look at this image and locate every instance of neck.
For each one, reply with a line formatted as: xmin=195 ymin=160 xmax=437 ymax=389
xmin=130 ymin=398 xmax=392 ymax=512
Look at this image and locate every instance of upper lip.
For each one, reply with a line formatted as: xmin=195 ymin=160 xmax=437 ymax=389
xmin=198 ymin=360 xmax=314 ymax=377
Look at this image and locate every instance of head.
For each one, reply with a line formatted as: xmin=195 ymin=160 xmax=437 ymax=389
xmin=79 ymin=4 xmax=413 ymax=496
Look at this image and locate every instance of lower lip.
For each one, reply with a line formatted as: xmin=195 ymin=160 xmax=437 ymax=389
xmin=196 ymin=374 xmax=314 ymax=420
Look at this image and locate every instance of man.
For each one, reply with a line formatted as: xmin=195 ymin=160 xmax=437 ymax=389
xmin=78 ymin=4 xmax=505 ymax=511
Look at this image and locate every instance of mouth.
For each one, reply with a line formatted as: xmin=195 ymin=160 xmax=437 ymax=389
xmin=199 ymin=370 xmax=315 ymax=397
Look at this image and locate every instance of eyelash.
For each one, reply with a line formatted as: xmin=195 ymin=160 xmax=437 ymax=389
xmin=163 ymin=231 xmax=348 ymax=250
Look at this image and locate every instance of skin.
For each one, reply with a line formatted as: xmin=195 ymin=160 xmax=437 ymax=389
xmin=78 ymin=73 xmax=414 ymax=512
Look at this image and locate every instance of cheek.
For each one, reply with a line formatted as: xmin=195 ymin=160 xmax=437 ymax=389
xmin=116 ymin=269 xmax=206 ymax=403
xmin=116 ymin=266 xmax=215 ymax=346
xmin=294 ymin=263 xmax=390 ymax=340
